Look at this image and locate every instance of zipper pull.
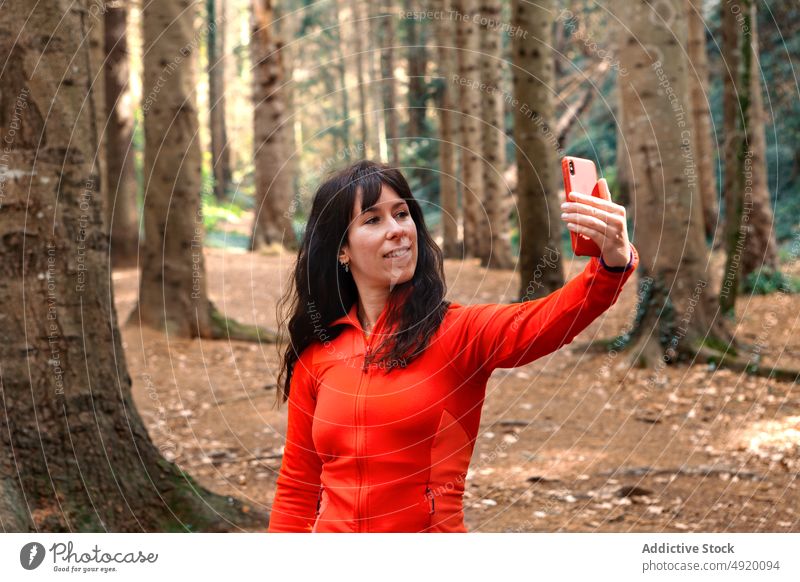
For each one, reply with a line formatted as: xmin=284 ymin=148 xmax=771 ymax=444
xmin=362 ymin=346 xmax=370 ymax=373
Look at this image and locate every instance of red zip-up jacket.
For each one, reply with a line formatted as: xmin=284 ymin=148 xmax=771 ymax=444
xmin=267 ymin=244 xmax=639 ymax=532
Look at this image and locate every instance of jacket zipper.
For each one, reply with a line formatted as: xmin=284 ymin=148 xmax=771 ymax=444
xmin=426 ymin=484 xmax=435 ymax=515
xmin=354 ymin=333 xmax=371 ymax=532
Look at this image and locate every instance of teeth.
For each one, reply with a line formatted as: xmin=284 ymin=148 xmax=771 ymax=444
xmin=385 ymin=247 xmax=409 ymax=258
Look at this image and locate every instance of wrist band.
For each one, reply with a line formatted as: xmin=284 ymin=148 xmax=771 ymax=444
xmin=599 ymin=248 xmax=633 ymax=272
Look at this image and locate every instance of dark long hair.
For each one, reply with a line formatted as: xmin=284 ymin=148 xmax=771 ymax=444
xmin=276 ymin=160 xmax=449 ymax=404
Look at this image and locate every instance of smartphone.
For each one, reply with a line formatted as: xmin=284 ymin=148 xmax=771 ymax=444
xmin=561 ymin=156 xmax=608 ymax=257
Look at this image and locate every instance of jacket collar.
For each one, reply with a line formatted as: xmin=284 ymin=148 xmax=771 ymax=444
xmin=328 ymin=284 xmax=413 ymax=331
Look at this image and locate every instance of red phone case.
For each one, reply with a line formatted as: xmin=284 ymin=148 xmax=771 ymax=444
xmin=561 ymin=157 xmax=607 ymax=257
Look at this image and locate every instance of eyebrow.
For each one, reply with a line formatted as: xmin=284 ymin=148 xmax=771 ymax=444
xmin=360 ymin=200 xmax=408 ymax=215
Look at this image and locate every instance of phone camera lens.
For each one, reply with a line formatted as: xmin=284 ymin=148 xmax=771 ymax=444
xmin=568 ymin=160 xmax=575 ymax=174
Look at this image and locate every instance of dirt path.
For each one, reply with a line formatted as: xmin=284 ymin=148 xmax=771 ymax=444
xmin=115 ymin=248 xmax=799 ymax=532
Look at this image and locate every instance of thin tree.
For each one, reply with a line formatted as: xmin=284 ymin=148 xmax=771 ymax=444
xmin=104 ymin=1 xmax=139 ymax=268
xmin=686 ymin=0 xmax=719 ymax=241
xmin=479 ymin=0 xmax=513 ymax=269
xmin=739 ymin=1 xmax=779 ymax=280
xmin=250 ymin=0 xmax=299 ymax=251
xmin=512 ymin=0 xmax=564 ymax=298
xmin=380 ymin=0 xmax=401 ymax=166
xmin=432 ymin=0 xmax=461 ymax=258
xmin=0 ymin=0 xmax=261 ymax=531
xmin=208 ymin=0 xmax=233 ymax=201
xmin=454 ymin=0 xmax=485 ymax=260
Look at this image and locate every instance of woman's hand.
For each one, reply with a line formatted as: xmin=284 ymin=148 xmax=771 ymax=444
xmin=560 ymin=178 xmax=631 ymax=268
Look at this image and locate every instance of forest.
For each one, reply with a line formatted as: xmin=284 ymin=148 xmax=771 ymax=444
xmin=0 ymin=0 xmax=798 ymax=533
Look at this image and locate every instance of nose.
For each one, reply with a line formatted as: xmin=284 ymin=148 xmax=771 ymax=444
xmin=385 ymin=216 xmax=404 ymax=239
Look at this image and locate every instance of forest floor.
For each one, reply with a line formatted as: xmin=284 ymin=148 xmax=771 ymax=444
xmin=114 ymin=244 xmax=800 ymax=533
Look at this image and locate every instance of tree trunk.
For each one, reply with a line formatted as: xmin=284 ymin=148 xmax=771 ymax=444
xmin=351 ymin=0 xmax=370 ymax=152
xmin=405 ymin=9 xmax=428 ymax=140
xmin=512 ymin=0 xmax=564 ymax=298
xmin=431 ymin=0 xmax=460 ymax=258
xmin=132 ymin=0 xmax=217 ymax=337
xmin=249 ymin=0 xmax=298 ymax=251
xmin=454 ymin=0 xmax=484 ymax=260
xmin=381 ymin=0 xmax=400 ymax=166
xmin=686 ymin=0 xmax=719 ymax=241
xmin=87 ymin=0 xmax=106 ymax=221
xmin=719 ymin=0 xmax=750 ymax=315
xmin=740 ymin=1 xmax=779 ymax=278
xmin=0 ymin=0 xmax=261 ymax=532
xmin=208 ymin=0 xmax=233 ymax=201
xmin=335 ymin=0 xmax=353 ymax=155
xmin=367 ymin=1 xmax=387 ymax=161
xmin=616 ymin=0 xmax=735 ymax=367
xmin=104 ymin=2 xmax=139 ymax=268
xmin=479 ymin=0 xmax=513 ymax=269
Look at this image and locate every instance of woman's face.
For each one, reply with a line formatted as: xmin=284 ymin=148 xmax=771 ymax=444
xmin=339 ymin=184 xmax=418 ymax=291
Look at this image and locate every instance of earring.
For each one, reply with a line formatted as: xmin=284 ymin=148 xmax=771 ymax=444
xmin=341 ymin=261 xmax=349 ymax=273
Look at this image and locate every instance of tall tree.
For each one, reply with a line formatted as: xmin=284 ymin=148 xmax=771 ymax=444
xmin=380 ymin=0 xmax=401 ymax=166
xmin=367 ymin=1 xmax=388 ymax=161
xmin=207 ymin=0 xmax=233 ymax=201
xmin=0 ymin=0 xmax=259 ymax=532
xmin=250 ymin=0 xmax=298 ymax=251
xmin=739 ymin=1 xmax=779 ymax=279
xmin=432 ymin=0 xmax=460 ymax=258
xmin=615 ymin=0 xmax=737 ymax=367
xmin=351 ymin=0 xmax=370 ymax=152
xmin=512 ymin=0 xmax=563 ymax=297
xmin=133 ymin=0 xmax=269 ymax=341
xmin=686 ymin=0 xmax=719 ymax=240
xmin=405 ymin=5 xmax=428 ymax=140
xmin=104 ymin=2 xmax=139 ymax=268
xmin=454 ymin=0 xmax=485 ymax=260
xmin=719 ymin=0 xmax=749 ymax=314
xmin=479 ymin=0 xmax=513 ymax=269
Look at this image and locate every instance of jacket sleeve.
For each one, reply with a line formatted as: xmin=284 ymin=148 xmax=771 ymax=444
xmin=267 ymin=349 xmax=322 ymax=533
xmin=450 ymin=243 xmax=640 ymax=378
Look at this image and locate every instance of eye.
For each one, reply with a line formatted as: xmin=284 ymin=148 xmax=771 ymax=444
xmin=365 ymin=216 xmax=379 ymax=224
xmin=396 ymin=210 xmax=410 ymax=219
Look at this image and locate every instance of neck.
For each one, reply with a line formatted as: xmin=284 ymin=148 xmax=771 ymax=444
xmin=356 ymin=286 xmax=390 ymax=334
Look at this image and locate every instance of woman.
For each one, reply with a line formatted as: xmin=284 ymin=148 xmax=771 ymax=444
xmin=268 ymin=160 xmax=638 ymax=533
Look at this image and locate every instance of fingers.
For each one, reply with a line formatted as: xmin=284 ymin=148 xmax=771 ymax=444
xmin=567 ymin=189 xmax=625 ymax=217
xmin=561 ymin=204 xmax=626 ymax=233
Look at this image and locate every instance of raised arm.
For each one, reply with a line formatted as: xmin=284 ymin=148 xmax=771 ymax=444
xmin=447 ymin=243 xmax=639 ymax=378
xmin=267 ymin=350 xmax=322 ymax=533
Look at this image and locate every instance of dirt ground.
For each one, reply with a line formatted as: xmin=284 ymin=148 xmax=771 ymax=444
xmin=114 ymin=246 xmax=799 ymax=532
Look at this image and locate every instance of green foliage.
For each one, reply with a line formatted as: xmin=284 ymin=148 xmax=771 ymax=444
xmin=743 ymin=268 xmax=800 ymax=295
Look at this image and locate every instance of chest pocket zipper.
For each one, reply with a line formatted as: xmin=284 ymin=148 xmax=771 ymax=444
xmin=425 ymin=485 xmax=435 ymax=515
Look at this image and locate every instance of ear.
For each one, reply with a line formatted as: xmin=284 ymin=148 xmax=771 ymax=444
xmin=338 ymin=245 xmax=349 ymax=263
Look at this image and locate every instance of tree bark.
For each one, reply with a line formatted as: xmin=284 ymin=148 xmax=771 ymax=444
xmin=615 ymin=0 xmax=735 ymax=367
xmin=367 ymin=1 xmax=387 ymax=161
xmin=431 ymin=0 xmax=460 ymax=258
xmin=381 ymin=0 xmax=400 ymax=166
xmin=719 ymin=0 xmax=750 ymax=315
xmin=104 ymin=2 xmax=139 ymax=268
xmin=686 ymin=0 xmax=719 ymax=241
xmin=406 ymin=8 xmax=428 ymax=140
xmin=0 ymin=0 xmax=261 ymax=532
xmin=249 ymin=0 xmax=298 ymax=251
xmin=454 ymin=0 xmax=484 ymax=260
xmin=208 ymin=0 xmax=233 ymax=202
xmin=512 ymin=0 xmax=564 ymax=298
xmin=479 ymin=0 xmax=513 ymax=269
xmin=740 ymin=1 xmax=779 ymax=278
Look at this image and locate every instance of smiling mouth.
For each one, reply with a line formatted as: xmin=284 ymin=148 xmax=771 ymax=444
xmin=383 ymin=246 xmax=411 ymax=259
